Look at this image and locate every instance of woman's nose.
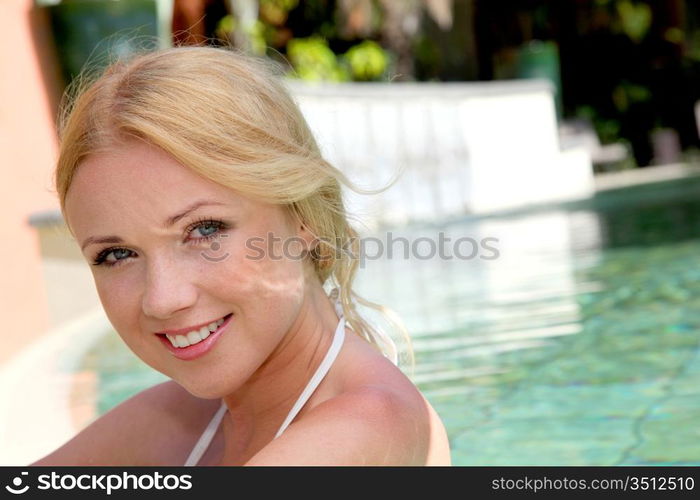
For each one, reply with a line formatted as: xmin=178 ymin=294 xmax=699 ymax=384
xmin=140 ymin=256 xmax=198 ymax=319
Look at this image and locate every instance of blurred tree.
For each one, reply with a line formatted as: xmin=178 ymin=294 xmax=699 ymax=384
xmin=287 ymin=36 xmax=350 ymax=80
xmin=415 ymin=0 xmax=477 ymax=81
xmin=206 ymin=0 xmax=457 ymax=81
xmin=617 ymin=0 xmax=652 ymax=42
xmin=337 ymin=0 xmax=454 ymax=80
xmin=344 ymin=39 xmax=388 ymax=80
xmin=172 ymin=0 xmax=228 ymax=44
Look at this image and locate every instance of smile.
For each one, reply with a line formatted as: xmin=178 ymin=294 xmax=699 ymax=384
xmin=156 ymin=313 xmax=233 ymax=361
xmin=164 ymin=315 xmax=227 ymax=348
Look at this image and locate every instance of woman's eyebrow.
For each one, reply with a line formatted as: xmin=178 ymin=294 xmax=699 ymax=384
xmin=164 ymin=199 xmax=226 ymax=227
xmin=79 ymin=200 xmax=227 ymax=251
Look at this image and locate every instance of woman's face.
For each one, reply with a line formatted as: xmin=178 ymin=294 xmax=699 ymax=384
xmin=65 ymin=139 xmax=317 ymax=398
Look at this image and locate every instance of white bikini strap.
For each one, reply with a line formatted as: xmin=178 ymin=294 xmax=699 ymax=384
xmin=331 ymin=286 xmax=399 ymax=365
xmin=186 ymin=288 xmax=347 ymax=465
xmin=273 ymin=299 xmax=346 ymax=439
xmin=183 ymin=401 xmax=227 ymax=466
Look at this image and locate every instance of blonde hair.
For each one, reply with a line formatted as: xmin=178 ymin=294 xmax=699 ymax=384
xmin=54 ymin=46 xmax=412 ymax=365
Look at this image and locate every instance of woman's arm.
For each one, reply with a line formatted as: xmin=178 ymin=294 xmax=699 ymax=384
xmin=30 ymin=380 xmax=192 ymax=466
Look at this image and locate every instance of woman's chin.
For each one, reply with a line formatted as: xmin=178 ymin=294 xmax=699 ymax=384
xmin=174 ymin=375 xmax=243 ymax=401
xmin=176 ymin=380 xmax=224 ymax=400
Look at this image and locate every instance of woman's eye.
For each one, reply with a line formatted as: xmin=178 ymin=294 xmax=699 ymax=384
xmin=92 ymin=220 xmax=228 ymax=268
xmin=111 ymin=248 xmax=132 ymax=260
xmin=187 ymin=219 xmax=227 ymax=241
xmin=93 ymin=247 xmax=133 ymax=267
xmin=192 ymin=223 xmax=220 ymax=238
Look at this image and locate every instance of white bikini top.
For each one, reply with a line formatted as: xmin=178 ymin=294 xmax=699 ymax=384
xmin=183 ymin=290 xmax=346 ymax=466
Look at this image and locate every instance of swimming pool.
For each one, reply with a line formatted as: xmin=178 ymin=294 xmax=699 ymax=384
xmin=79 ymin=176 xmax=700 ymax=465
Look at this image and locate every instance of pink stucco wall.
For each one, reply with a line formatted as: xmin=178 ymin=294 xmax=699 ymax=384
xmin=0 ymin=0 xmax=63 ymax=365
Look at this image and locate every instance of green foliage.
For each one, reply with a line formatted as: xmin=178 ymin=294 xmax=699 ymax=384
xmin=616 ymin=0 xmax=652 ymax=43
xmin=211 ymin=0 xmax=400 ymax=82
xmin=287 ymin=36 xmax=350 ymax=82
xmin=612 ymin=81 xmax=652 ymax=113
xmin=343 ymin=40 xmax=388 ymax=81
xmin=260 ymin=0 xmax=299 ymax=26
xmin=578 ymin=105 xmax=622 ymax=145
xmin=215 ymin=15 xmax=267 ymax=55
xmin=247 ymin=20 xmax=268 ymax=55
xmin=286 ymin=37 xmax=391 ymax=82
xmin=412 ymin=34 xmax=441 ymax=80
xmin=261 ymin=0 xmax=299 ymax=10
xmin=217 ymin=13 xmax=235 ymax=34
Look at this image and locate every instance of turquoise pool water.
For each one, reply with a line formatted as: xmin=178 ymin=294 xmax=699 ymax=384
xmin=80 ymin=177 xmax=700 ymax=465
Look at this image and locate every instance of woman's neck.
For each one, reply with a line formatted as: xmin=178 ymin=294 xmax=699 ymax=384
xmin=218 ymin=283 xmax=342 ymax=461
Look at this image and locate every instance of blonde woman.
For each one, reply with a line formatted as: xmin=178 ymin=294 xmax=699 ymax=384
xmin=32 ymin=47 xmax=450 ymax=466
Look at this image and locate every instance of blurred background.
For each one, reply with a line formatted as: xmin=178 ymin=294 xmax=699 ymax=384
xmin=2 ymin=0 xmax=700 ymax=465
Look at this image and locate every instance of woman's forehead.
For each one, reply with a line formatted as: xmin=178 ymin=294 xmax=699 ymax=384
xmin=64 ymin=140 xmax=291 ymax=234
xmin=68 ymin=141 xmax=233 ymax=206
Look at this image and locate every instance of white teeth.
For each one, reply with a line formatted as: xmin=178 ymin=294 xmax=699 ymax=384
xmin=164 ymin=315 xmax=229 ymax=348
xmin=187 ymin=331 xmax=203 ymax=344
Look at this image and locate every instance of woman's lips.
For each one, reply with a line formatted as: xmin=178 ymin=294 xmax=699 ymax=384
xmin=157 ymin=313 xmax=233 ymax=361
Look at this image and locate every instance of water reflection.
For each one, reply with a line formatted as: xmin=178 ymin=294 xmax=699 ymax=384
xmin=355 ymin=209 xmax=601 ymax=357
xmin=354 ymin=177 xmax=700 ymax=464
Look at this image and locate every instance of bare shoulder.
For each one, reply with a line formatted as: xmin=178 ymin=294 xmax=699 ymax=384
xmin=246 ymin=335 xmax=451 ymax=465
xmin=31 ymin=380 xmax=218 ymax=466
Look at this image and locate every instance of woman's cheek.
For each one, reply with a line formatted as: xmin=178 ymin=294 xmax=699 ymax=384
xmin=96 ymin=266 xmax=138 ymax=299
xmin=93 ymin=270 xmax=143 ymax=331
